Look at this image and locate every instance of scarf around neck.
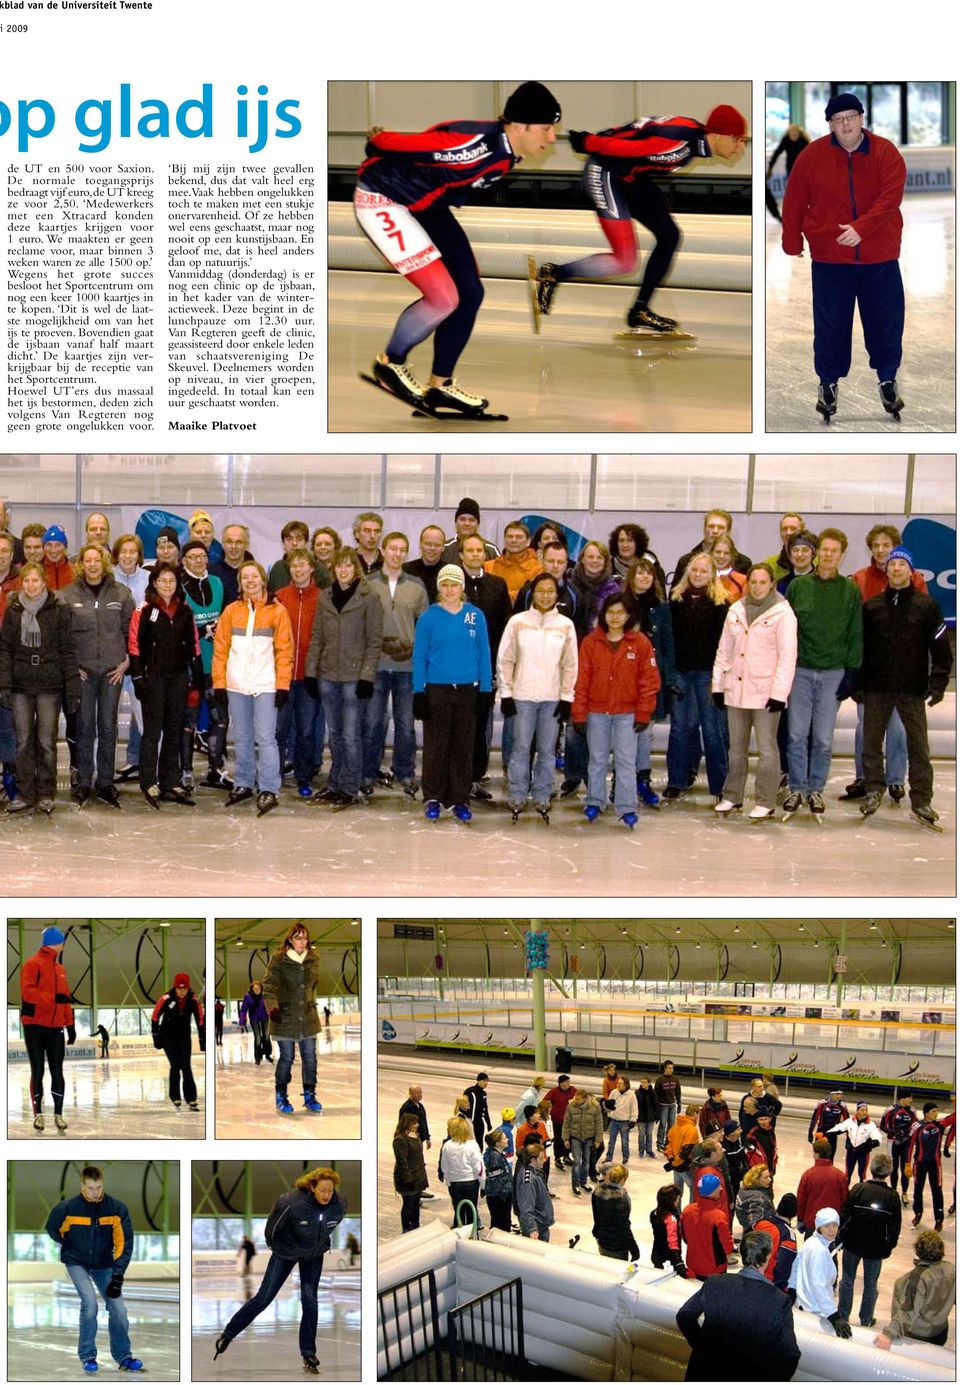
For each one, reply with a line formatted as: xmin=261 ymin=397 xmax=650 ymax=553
xmin=18 ymin=590 xmax=47 ymax=647
xmin=742 ymin=588 xmax=779 ymax=625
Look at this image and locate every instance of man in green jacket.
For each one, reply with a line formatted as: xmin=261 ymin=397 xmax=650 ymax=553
xmin=783 ymin=528 xmax=862 ymax=815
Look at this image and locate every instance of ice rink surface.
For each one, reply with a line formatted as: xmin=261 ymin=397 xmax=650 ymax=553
xmin=328 ymin=275 xmax=751 ymax=433
xmin=191 ymin=1270 xmax=360 ymax=1382
xmin=214 ymin=1026 xmax=361 ymax=1139
xmin=2 ymin=753 xmax=953 ymax=897
xmin=7 ymin=1052 xmax=205 ymax=1142
xmin=766 ymin=194 xmax=956 ymax=432
xmin=7 ymin=1283 xmax=179 ymax=1381
xmin=377 ymin=1051 xmax=957 ymax=1352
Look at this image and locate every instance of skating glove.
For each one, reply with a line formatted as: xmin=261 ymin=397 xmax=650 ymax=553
xmin=568 ymin=130 xmax=590 ymax=154
xmin=835 ymin=669 xmax=858 ymax=701
xmin=269 ymin=1008 xmax=281 ymax=1022
xmin=213 ymin=689 xmax=229 ymax=715
xmin=304 ymin=677 xmax=320 ymax=700
xmin=55 ymin=992 xmax=72 ymax=1004
xmin=0 ymin=691 xmax=11 ymax=711
xmin=131 ymin=677 xmax=145 ymax=701
xmin=66 ymin=1025 xmax=76 ymax=1046
xmin=766 ymin=698 xmax=786 ymax=712
xmin=152 ymin=1033 xmax=164 ymax=1049
xmin=66 ymin=696 xmax=82 ymax=715
xmin=711 ymin=693 xmax=725 ymax=708
xmin=828 ymin=1312 xmax=852 ymax=1338
xmin=572 ymin=721 xmax=587 ymax=735
xmin=928 ymin=687 xmax=945 ymax=706
xmin=412 ymin=692 xmax=429 ymax=722
xmin=274 ymin=689 xmax=289 ymax=710
xmin=106 ymin=1274 xmax=124 ymax=1299
xmin=500 ymin=697 xmax=517 ymax=718
xmin=553 ymin=701 xmax=571 ymax=723
xmin=633 ymin=721 xmax=649 ymax=734
xmin=356 ymin=680 xmax=374 ymax=700
xmin=668 ymin=685 xmax=684 ymax=703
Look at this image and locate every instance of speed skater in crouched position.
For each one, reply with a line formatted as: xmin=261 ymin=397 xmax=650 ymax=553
xmin=46 ymin=1164 xmax=143 ymax=1374
xmin=151 ymin=971 xmax=204 ymax=1112
xmin=533 ymin=105 xmax=748 ymax=335
xmin=355 ymin=81 xmax=561 ymax=415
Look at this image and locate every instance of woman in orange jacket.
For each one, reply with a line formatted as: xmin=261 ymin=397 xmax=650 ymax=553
xmin=20 ymin=924 xmax=76 ymax=1131
xmin=212 ymin=561 xmax=294 ymax=818
xmin=572 ymin=592 xmax=660 ymax=829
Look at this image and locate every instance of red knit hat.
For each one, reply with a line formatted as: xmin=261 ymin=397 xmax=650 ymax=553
xmin=173 ymin=972 xmax=190 ymax=988
xmin=706 ymin=104 xmax=747 ymax=138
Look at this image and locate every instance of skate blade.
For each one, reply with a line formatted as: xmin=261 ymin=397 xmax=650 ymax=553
xmin=615 ymin=329 xmax=696 ymax=342
xmin=358 ymin=371 xmax=423 ymax=409
xmin=411 ymin=406 xmax=509 ymax=422
xmin=527 ymin=255 xmax=541 ymax=335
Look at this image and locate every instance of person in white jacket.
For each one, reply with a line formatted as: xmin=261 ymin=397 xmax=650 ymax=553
xmin=789 ymin=1206 xmax=853 ymax=1337
xmin=605 ymin=1076 xmax=639 ymax=1163
xmin=497 ymin=574 xmax=578 ymax=820
xmin=712 ymin=563 xmax=798 ymax=820
xmin=438 ymin=1116 xmax=484 ymax=1229
xmin=832 ymin=1104 xmax=884 ymax=1185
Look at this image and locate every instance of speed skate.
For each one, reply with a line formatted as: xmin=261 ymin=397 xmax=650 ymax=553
xmin=615 ymin=327 xmax=696 ymax=342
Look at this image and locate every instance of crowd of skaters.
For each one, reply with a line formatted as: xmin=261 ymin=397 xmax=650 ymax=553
xmin=391 ymin=1066 xmax=956 ymax=1377
xmin=0 ymin=498 xmax=951 ymax=826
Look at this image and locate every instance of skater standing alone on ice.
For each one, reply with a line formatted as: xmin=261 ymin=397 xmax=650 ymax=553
xmin=151 ymin=972 xmax=205 ymax=1113
xmin=533 ymin=105 xmax=747 ymax=334
xmin=46 ymin=1164 xmax=144 ymax=1374
xmin=239 ymin=979 xmax=273 ymax=1065
xmin=262 ymin=922 xmax=325 ymax=1117
xmin=215 ymin=1167 xmax=346 ymax=1375
xmin=781 ymin=92 xmax=907 ymax=423
xmin=355 ymin=81 xmax=561 ymax=415
xmin=20 ymin=924 xmax=76 ymax=1131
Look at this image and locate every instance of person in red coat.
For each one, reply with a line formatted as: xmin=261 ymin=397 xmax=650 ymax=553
xmin=572 ymin=591 xmax=660 ymax=828
xmin=681 ymin=1175 xmax=734 ymax=1280
xmin=781 ymin=91 xmax=908 ymax=422
xmin=744 ymin=1114 xmax=779 ymax=1176
xmin=20 ymin=924 xmax=76 ymax=1132
xmin=796 ymin=1137 xmax=849 ymax=1236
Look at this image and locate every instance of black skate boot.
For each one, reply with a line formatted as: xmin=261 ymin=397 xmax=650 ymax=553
xmin=839 ymin=776 xmax=866 ymax=801
xmin=859 ymin=791 xmax=884 ymax=818
xmin=879 ymin=378 xmax=904 ymax=421
xmin=816 ymin=381 xmax=838 ymax=422
xmin=371 ymin=357 xmax=426 ymax=406
xmin=303 ymin=1357 xmax=321 ymax=1375
xmin=422 ymin=378 xmax=490 ymax=416
xmin=536 ymin=263 xmax=560 ymax=315
xmin=626 ymin=302 xmax=679 ymax=332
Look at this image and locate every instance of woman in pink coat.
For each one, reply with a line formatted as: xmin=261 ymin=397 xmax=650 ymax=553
xmin=711 ymin=564 xmax=798 ymax=820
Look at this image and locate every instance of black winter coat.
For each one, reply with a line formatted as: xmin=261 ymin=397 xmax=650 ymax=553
xmin=262 ymin=948 xmax=323 ymax=1040
xmin=670 ymin=593 xmax=729 ymax=672
xmin=636 ymin=1084 xmax=659 ymax=1123
xmin=151 ymin=989 xmax=205 ymax=1049
xmin=676 ymin=1269 xmax=800 ymax=1381
xmin=0 ymin=592 xmax=80 ymax=699
xmin=839 ymin=1177 xmax=902 ymax=1261
xmin=265 ymin=1187 xmax=346 ymax=1260
xmin=393 ymin=1135 xmax=428 ymax=1195
xmin=129 ymin=597 xmax=203 ymax=685
xmin=591 ymin=1183 xmax=639 ymax=1258
xmin=861 ymin=587 xmax=952 ymax=698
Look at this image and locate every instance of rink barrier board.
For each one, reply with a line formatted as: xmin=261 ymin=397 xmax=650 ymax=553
xmin=10 ymin=1260 xmax=177 ymax=1283
xmin=8 ymin=1036 xmax=203 ymax=1061
xmin=193 ymin=1249 xmax=355 ymax=1273
xmin=380 ymin=1018 xmax=954 ymax=1089
xmin=329 ymin=202 xmax=750 ymax=293
xmin=377 ymin=1225 xmax=955 ymax=1383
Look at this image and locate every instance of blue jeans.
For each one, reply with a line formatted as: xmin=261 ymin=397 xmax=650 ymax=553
xmin=0 ymin=701 xmax=18 ymax=761
xmin=500 ymin=708 xmax=514 ymax=770
xmin=854 ymin=700 xmax=907 ymax=784
xmin=78 ymin=671 xmax=123 ymax=789
xmin=666 ymin=670 xmax=728 ymax=795
xmin=313 ymin=700 xmax=327 ymax=770
xmin=637 ymin=1119 xmax=657 ymax=1157
xmin=65 ymin=1263 xmax=132 ymax=1365
xmin=276 ymin=680 xmax=318 ymax=785
xmin=223 ymin=1252 xmax=324 ymax=1355
xmin=276 ymin=1037 xmax=318 ymax=1090
xmin=120 ymin=675 xmax=142 ymax=766
xmin=837 ymin=1247 xmax=883 ymax=1325
xmin=587 ymin=712 xmax=638 ymax=815
xmin=657 ymin=1102 xmax=677 ymax=1149
xmin=673 ymin=1169 xmax=694 ymax=1206
xmin=569 ymin=1135 xmax=593 ymax=1188
xmin=635 ymin=725 xmax=652 ymax=773
xmin=606 ymin=1118 xmax=631 ymax=1162
xmin=787 ymin=666 xmax=844 ymax=793
xmin=508 ymin=700 xmax=557 ymax=806
xmin=227 ymin=691 xmax=280 ymax=793
xmin=363 ymin=669 xmax=415 ymax=784
xmin=320 ymin=679 xmax=362 ymax=796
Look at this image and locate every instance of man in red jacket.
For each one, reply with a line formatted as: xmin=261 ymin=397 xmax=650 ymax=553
xmin=796 ymin=1137 xmax=849 ymax=1238
xmin=20 ymin=925 xmax=76 ymax=1132
xmin=782 ymin=92 xmax=907 ymax=423
xmin=681 ymin=1174 xmax=734 ymax=1280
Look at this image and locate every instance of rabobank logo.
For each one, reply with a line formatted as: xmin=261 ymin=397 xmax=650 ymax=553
xmin=381 ymin=1020 xmax=397 ymax=1041
xmin=903 ymin=518 xmax=956 ymax=623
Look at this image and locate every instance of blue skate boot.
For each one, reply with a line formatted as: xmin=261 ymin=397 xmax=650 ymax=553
xmin=303 ymin=1088 xmax=324 ymax=1115
xmin=276 ymin=1087 xmax=294 ymax=1115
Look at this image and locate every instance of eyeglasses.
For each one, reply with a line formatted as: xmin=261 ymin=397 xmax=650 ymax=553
xmin=830 ymin=115 xmax=861 ymax=127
